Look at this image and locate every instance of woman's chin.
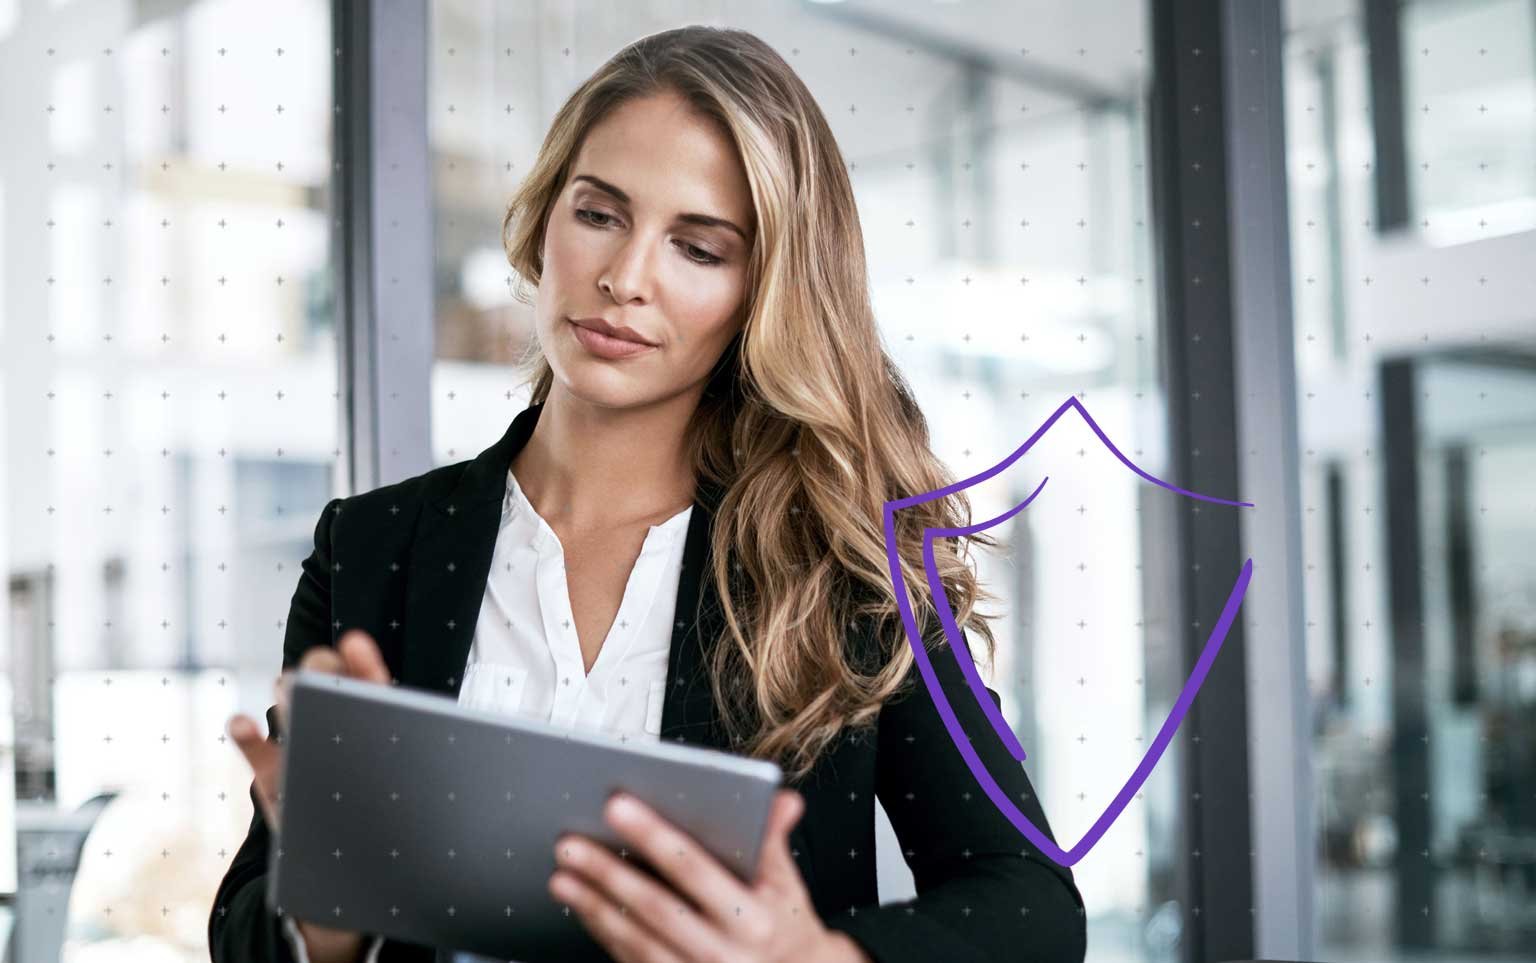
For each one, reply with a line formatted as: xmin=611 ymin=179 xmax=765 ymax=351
xmin=552 ymin=366 xmax=653 ymax=408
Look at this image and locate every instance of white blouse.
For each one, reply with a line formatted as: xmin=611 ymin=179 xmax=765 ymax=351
xmin=282 ymin=466 xmax=693 ymax=963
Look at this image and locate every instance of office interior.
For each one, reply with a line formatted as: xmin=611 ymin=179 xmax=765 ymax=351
xmin=0 ymin=0 xmax=1532 ymax=960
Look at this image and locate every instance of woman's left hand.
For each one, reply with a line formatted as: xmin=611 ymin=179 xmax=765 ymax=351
xmin=550 ymin=788 xmax=870 ymax=963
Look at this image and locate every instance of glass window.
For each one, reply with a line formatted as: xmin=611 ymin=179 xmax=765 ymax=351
xmin=1402 ymin=0 xmax=1536 ymax=242
xmin=1284 ymin=0 xmax=1536 ymax=956
xmin=0 ymin=0 xmax=336 ymax=958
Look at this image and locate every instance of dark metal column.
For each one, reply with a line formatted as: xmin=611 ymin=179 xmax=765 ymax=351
xmin=331 ymin=0 xmax=435 ymax=495
xmin=1150 ymin=0 xmax=1312 ymax=957
xmin=1325 ymin=461 xmax=1350 ymax=710
xmin=1148 ymin=0 xmax=1254 ymax=957
xmin=1443 ymin=446 xmax=1478 ymax=708
xmin=1380 ymin=358 xmax=1434 ymax=947
xmin=1362 ymin=0 xmax=1411 ymax=234
xmin=1221 ymin=1 xmax=1315 ymax=957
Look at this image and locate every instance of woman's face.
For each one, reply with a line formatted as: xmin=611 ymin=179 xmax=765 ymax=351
xmin=536 ymin=90 xmax=757 ymax=409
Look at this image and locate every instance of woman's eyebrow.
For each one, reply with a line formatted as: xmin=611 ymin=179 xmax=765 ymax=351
xmin=572 ymin=173 xmax=748 ymax=242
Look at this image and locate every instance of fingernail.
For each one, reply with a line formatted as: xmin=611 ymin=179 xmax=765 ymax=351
xmin=608 ymin=794 xmax=641 ymax=822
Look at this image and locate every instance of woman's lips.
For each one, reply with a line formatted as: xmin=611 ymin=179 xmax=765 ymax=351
xmin=569 ymin=318 xmax=658 ymax=359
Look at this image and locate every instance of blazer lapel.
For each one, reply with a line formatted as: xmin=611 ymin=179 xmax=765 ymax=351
xmin=399 ymin=400 xmax=733 ymax=754
xmin=401 ymin=402 xmax=541 ymax=699
xmin=657 ymin=475 xmax=728 ymax=748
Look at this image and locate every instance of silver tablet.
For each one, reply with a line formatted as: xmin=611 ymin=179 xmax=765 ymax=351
xmin=268 ymin=669 xmax=783 ymax=962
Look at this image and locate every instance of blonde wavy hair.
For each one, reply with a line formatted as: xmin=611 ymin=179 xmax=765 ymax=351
xmin=501 ymin=25 xmax=1005 ymax=783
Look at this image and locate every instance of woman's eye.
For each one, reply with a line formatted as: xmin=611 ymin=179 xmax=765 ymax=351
xmin=576 ymin=209 xmax=722 ymax=267
xmin=680 ymin=243 xmax=723 ymax=267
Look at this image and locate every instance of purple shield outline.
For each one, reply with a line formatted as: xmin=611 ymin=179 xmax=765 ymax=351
xmin=881 ymin=395 xmax=1255 ymax=868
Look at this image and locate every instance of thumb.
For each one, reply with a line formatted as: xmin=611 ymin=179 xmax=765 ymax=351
xmin=756 ymin=789 xmax=806 ymax=885
xmin=338 ymin=629 xmax=391 ymax=684
xmin=227 ymin=712 xmax=264 ymax=749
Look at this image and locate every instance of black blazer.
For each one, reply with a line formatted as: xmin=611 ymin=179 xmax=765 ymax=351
xmin=209 ymin=400 xmax=1087 ymax=963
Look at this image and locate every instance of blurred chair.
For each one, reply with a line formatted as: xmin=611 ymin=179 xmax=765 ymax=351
xmin=11 ymin=791 xmax=117 ymax=963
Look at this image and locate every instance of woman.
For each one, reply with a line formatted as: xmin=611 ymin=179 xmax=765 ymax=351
xmin=211 ymin=24 xmax=1086 ymax=963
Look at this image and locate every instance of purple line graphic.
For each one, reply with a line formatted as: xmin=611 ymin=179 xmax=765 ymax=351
xmin=882 ymin=395 xmax=1255 ymax=867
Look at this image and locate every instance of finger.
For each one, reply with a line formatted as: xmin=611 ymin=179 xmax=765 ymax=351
xmin=298 ymin=645 xmax=345 ymax=674
xmin=601 ymin=793 xmax=753 ymax=933
xmin=228 ymin=712 xmax=269 ymax=753
xmin=755 ymin=790 xmax=806 ymax=886
xmin=549 ymin=862 xmax=690 ymax=963
xmin=273 ymin=670 xmax=293 ymax=714
xmin=228 ymin=713 xmax=281 ymax=826
xmin=337 ymin=629 xmax=391 ymax=684
xmin=272 ymin=671 xmax=298 ymax=736
xmin=278 ymin=646 xmax=345 ymax=732
xmin=553 ymin=834 xmax=727 ymax=956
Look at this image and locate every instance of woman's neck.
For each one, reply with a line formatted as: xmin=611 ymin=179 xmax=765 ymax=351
xmin=512 ymin=388 xmax=700 ymax=533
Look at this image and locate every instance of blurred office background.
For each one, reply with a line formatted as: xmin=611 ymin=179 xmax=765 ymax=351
xmin=0 ymin=0 xmax=1531 ymax=961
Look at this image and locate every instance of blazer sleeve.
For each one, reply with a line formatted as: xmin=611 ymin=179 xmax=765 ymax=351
xmin=824 ymin=621 xmax=1088 ymax=963
xmin=208 ymin=496 xmax=396 ymax=962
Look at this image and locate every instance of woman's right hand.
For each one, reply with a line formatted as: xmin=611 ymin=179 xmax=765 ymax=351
xmin=226 ymin=628 xmax=393 ymax=962
xmin=227 ymin=628 xmax=393 ymax=832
